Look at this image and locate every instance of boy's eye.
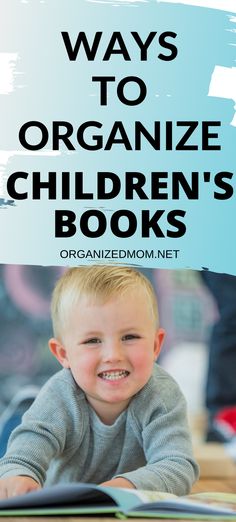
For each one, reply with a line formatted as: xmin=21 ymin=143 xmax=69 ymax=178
xmin=84 ymin=338 xmax=101 ymax=345
xmin=122 ymin=334 xmax=140 ymax=341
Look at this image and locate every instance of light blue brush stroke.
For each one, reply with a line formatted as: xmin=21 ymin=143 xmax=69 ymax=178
xmin=0 ymin=0 xmax=235 ymax=273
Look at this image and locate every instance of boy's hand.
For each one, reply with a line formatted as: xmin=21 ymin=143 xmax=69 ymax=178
xmin=0 ymin=476 xmax=41 ymax=499
xmin=100 ymin=477 xmax=135 ymax=489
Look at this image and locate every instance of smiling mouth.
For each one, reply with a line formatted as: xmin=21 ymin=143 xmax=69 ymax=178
xmin=98 ymin=370 xmax=130 ymax=381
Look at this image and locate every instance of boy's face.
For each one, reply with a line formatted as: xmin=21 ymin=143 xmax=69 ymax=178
xmin=49 ymin=287 xmax=165 ymax=424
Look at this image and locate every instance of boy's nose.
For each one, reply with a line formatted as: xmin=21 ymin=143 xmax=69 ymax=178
xmin=103 ymin=341 xmax=124 ymax=362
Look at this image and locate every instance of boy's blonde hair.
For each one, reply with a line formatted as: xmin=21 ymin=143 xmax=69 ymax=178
xmin=51 ymin=265 xmax=159 ymax=340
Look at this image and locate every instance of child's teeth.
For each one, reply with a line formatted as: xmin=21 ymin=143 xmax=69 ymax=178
xmin=100 ymin=370 xmax=128 ymax=380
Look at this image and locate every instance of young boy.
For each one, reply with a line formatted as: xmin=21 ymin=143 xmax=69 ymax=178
xmin=0 ymin=266 xmax=198 ymax=499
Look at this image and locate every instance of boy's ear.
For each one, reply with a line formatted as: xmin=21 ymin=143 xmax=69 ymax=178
xmin=153 ymin=328 xmax=165 ymax=360
xmin=48 ymin=338 xmax=70 ymax=369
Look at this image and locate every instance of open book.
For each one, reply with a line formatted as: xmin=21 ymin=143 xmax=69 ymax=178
xmin=0 ymin=482 xmax=236 ymax=519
